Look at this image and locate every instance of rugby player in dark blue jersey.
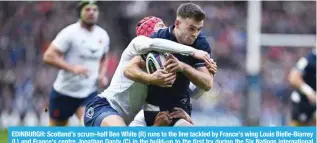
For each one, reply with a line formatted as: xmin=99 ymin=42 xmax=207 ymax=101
xmin=288 ymin=49 xmax=316 ymax=126
xmin=124 ymin=3 xmax=215 ymax=126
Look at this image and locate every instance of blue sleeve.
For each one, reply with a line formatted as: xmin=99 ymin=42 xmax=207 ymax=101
xmin=306 ymin=52 xmax=315 ymax=67
xmin=194 ymin=38 xmax=212 ymax=68
xmin=294 ymin=52 xmax=314 ymax=73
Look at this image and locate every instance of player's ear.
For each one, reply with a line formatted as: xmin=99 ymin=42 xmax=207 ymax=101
xmin=175 ymin=19 xmax=180 ymax=28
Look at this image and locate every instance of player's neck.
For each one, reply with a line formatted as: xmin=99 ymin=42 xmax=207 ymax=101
xmin=80 ymin=21 xmax=94 ymax=32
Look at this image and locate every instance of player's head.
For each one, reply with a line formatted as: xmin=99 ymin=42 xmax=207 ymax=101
xmin=136 ymin=16 xmax=166 ymax=37
xmin=174 ymin=3 xmax=205 ymax=45
xmin=77 ymin=0 xmax=99 ymax=26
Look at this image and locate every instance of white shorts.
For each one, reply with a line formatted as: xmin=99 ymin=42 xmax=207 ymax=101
xmin=129 ymin=109 xmax=147 ymax=126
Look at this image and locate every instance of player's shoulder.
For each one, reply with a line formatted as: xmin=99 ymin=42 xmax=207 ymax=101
xmin=156 ymin=27 xmax=169 ymax=35
xmin=54 ymin=22 xmax=78 ymax=39
xmin=95 ymin=25 xmax=109 ymax=35
xmin=305 ymin=50 xmax=316 ymax=63
xmin=61 ymin=22 xmax=80 ymax=33
xmin=150 ymin=27 xmax=169 ymax=38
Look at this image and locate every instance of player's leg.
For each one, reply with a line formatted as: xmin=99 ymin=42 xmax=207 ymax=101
xmin=308 ymin=106 xmax=316 ymax=126
xmin=289 ymin=100 xmax=311 ymax=126
xmin=84 ymin=96 xmax=126 ymax=126
xmin=76 ymin=91 xmax=98 ymax=125
xmin=100 ymin=115 xmax=125 ymax=126
xmin=49 ymin=119 xmax=68 ymax=126
xmin=129 ymin=110 xmax=147 ymax=126
xmin=49 ymin=89 xmax=81 ymax=126
xmin=75 ymin=107 xmax=85 ymax=125
xmin=310 ymin=111 xmax=316 ymax=126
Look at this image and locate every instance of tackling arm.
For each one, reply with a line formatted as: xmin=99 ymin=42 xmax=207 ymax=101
xmin=132 ymin=36 xmax=198 ymax=56
xmin=123 ymin=56 xmax=154 ymax=85
xmin=123 ymin=56 xmax=174 ymax=87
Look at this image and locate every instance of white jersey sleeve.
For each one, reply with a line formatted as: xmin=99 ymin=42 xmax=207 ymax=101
xmin=131 ymin=36 xmax=198 ymax=55
xmin=51 ymin=28 xmax=71 ymax=53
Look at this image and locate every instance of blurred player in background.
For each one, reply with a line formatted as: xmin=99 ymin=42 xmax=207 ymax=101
xmin=288 ymin=49 xmax=316 ymax=126
xmin=84 ymin=16 xmax=213 ymax=126
xmin=43 ymin=1 xmax=110 ymax=126
xmin=124 ymin=3 xmax=214 ymax=126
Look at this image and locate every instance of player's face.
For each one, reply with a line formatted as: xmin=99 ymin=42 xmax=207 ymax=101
xmin=154 ymin=22 xmax=166 ymax=32
xmin=175 ymin=18 xmax=203 ymax=45
xmin=81 ymin=5 xmax=99 ymax=25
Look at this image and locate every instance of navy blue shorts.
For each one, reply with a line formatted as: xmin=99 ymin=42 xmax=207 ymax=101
xmin=84 ymin=95 xmax=120 ymax=126
xmin=49 ymin=88 xmax=97 ymax=121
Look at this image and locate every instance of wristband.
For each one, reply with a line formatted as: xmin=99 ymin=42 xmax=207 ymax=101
xmin=300 ymin=83 xmax=315 ymax=97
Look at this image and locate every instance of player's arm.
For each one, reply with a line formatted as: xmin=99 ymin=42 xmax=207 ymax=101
xmin=123 ymin=56 xmax=152 ymax=84
xmin=165 ymin=51 xmax=214 ymax=91
xmin=166 ymin=55 xmax=213 ymax=91
xmin=43 ymin=44 xmax=73 ymax=72
xmin=123 ymin=56 xmax=175 ymax=87
xmin=98 ymin=35 xmax=111 ymax=87
xmin=98 ymin=53 xmax=110 ymax=87
xmin=99 ymin=54 xmax=108 ymax=77
xmin=132 ymin=36 xmax=209 ymax=61
xmin=181 ymin=40 xmax=215 ymax=91
xmin=182 ymin=62 xmax=213 ymax=91
xmin=288 ymin=56 xmax=316 ymax=103
xmin=188 ymin=59 xmax=217 ymax=99
xmin=43 ymin=28 xmax=88 ymax=76
xmin=188 ymin=82 xmax=206 ymax=99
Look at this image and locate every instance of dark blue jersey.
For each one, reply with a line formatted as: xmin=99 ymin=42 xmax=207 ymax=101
xmin=145 ymin=25 xmax=212 ymax=114
xmin=294 ymin=51 xmax=316 ymax=92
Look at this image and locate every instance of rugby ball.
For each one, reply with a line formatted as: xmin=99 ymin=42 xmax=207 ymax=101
xmin=146 ymin=52 xmax=167 ymax=74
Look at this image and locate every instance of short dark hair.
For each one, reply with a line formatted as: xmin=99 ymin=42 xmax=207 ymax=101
xmin=176 ymin=3 xmax=205 ymax=21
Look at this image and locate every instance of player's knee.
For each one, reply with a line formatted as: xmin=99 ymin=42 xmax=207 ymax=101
xmin=289 ymin=120 xmax=309 ymax=126
xmin=100 ymin=115 xmax=126 ymax=126
xmin=49 ymin=118 xmax=68 ymax=126
xmin=174 ymin=119 xmax=193 ymax=126
xmin=76 ymin=107 xmax=85 ymax=120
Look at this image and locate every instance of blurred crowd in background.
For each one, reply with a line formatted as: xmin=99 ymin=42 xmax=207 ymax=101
xmin=0 ymin=1 xmax=315 ymax=128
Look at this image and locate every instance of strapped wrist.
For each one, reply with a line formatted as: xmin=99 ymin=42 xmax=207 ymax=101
xmin=300 ymin=83 xmax=315 ymax=97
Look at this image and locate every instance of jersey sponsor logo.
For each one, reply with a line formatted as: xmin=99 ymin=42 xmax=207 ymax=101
xmin=86 ymin=107 xmax=94 ymax=119
xmin=180 ymin=98 xmax=188 ymax=105
xmin=90 ymin=49 xmax=98 ymax=54
xmin=80 ymin=55 xmax=99 ymax=60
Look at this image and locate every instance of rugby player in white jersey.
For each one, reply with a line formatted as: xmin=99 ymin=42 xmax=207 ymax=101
xmin=84 ymin=16 xmax=215 ymax=126
xmin=43 ymin=1 xmax=110 ymax=126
